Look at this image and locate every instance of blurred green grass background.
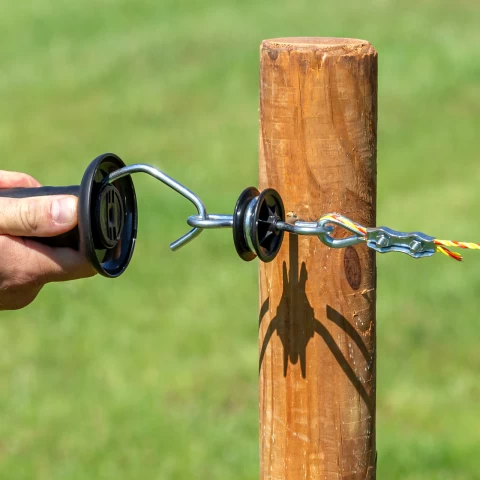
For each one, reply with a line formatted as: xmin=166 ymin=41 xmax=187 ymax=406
xmin=0 ymin=0 xmax=479 ymax=478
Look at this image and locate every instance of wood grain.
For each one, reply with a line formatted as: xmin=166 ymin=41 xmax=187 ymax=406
xmin=259 ymin=37 xmax=377 ymax=480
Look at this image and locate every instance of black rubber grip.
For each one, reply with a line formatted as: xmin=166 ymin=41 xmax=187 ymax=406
xmin=0 ymin=185 xmax=81 ymax=249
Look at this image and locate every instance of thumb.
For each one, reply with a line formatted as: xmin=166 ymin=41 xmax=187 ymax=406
xmin=0 ymin=195 xmax=78 ymax=237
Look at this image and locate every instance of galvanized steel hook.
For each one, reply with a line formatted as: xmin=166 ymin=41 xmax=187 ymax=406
xmin=317 ymin=216 xmax=367 ymax=249
xmin=107 ymin=164 xmax=208 ymax=250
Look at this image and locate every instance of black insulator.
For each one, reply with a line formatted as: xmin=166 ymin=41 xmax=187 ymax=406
xmin=232 ymin=186 xmax=285 ymax=262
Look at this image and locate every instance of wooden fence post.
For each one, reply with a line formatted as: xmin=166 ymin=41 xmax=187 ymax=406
xmin=259 ymin=37 xmax=377 ymax=479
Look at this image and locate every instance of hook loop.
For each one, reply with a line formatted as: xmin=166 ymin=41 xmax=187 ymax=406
xmin=317 ymin=215 xmax=367 ymax=249
xmin=106 ymin=164 xmax=207 ymax=250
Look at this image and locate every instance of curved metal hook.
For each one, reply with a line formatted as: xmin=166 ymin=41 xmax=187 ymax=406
xmin=317 ymin=217 xmax=366 ymax=249
xmin=106 ymin=164 xmax=207 ymax=250
xmin=187 ymin=214 xmax=233 ymax=229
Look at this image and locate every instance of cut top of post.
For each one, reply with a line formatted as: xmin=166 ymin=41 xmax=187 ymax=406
xmin=262 ymin=37 xmax=376 ymax=56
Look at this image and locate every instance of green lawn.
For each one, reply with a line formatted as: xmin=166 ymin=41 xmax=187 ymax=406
xmin=1 ymin=0 xmax=479 ymax=478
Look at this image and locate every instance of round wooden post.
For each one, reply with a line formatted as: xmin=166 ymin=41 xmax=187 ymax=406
xmin=259 ymin=38 xmax=377 ymax=479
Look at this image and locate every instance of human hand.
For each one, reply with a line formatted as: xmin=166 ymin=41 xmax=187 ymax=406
xmin=0 ymin=170 xmax=95 ymax=310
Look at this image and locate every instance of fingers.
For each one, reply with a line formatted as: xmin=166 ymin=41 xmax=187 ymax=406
xmin=0 ymin=195 xmax=78 ymax=237
xmin=0 ymin=168 xmax=95 ymax=311
xmin=0 ymin=283 xmax=43 ymax=311
xmin=0 ymin=237 xmax=96 ymax=311
xmin=0 ymin=235 xmax=95 ymax=311
xmin=24 ymin=239 xmax=96 ymax=283
xmin=0 ymin=170 xmax=41 ymax=188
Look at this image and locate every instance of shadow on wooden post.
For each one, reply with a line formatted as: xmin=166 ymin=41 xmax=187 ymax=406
xmin=259 ymin=235 xmax=373 ymax=415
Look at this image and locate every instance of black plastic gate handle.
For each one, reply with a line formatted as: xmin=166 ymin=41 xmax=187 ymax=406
xmin=0 ymin=153 xmax=138 ymax=278
xmin=0 ymin=185 xmax=81 ymax=249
